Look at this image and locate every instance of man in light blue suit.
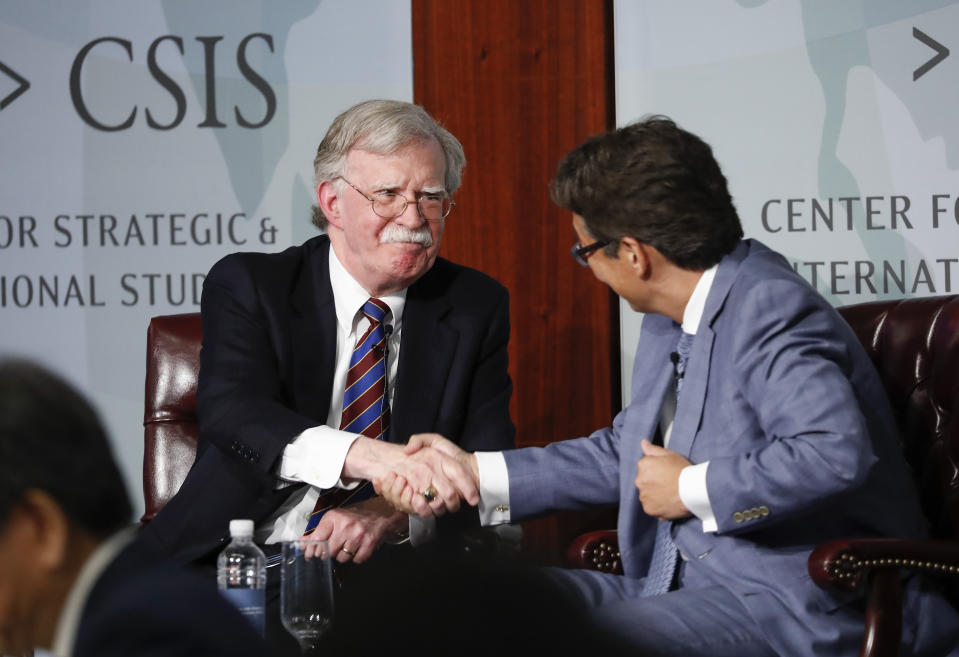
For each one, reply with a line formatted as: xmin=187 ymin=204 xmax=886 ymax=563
xmin=379 ymin=117 xmax=959 ymax=656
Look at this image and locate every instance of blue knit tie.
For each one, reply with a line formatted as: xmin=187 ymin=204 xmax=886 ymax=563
xmin=642 ymin=331 xmax=694 ymax=596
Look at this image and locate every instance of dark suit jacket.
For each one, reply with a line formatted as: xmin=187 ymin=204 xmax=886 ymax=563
xmin=73 ymin=537 xmax=265 ymax=657
xmin=142 ymin=235 xmax=515 ymax=564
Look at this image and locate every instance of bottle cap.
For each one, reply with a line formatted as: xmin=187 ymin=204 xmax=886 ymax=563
xmin=229 ymin=519 xmax=255 ymax=537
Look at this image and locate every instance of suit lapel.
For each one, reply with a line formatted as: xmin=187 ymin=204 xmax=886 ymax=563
xmin=668 ymin=240 xmax=749 ymax=457
xmin=637 ymin=356 xmax=675 ymax=456
xmin=290 ymin=239 xmax=337 ymax=423
xmin=619 ymin=318 xmax=677 ymax=562
xmin=622 ymin=318 xmax=679 ymax=469
xmin=391 ymin=270 xmax=456 ymax=444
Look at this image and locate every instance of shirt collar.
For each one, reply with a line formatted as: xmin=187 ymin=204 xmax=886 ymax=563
xmin=51 ymin=528 xmax=136 ymax=657
xmin=681 ymin=264 xmax=718 ymax=336
xmin=328 ymin=244 xmax=406 ymax=333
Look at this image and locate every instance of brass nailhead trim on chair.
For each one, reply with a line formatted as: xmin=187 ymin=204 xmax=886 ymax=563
xmin=827 ymin=551 xmax=959 ymax=582
xmin=589 ymin=541 xmax=622 ymax=573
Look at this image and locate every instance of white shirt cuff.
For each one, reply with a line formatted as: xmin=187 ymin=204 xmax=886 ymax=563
xmin=475 ymin=451 xmax=511 ymax=526
xmin=277 ymin=425 xmax=362 ymax=490
xmin=678 ymin=461 xmax=717 ymax=533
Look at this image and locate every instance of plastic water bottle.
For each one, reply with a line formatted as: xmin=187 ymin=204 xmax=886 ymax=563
xmin=217 ymin=519 xmax=267 ymax=637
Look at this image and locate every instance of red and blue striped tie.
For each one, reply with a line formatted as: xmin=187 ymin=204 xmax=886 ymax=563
xmin=303 ymin=297 xmax=391 ymax=535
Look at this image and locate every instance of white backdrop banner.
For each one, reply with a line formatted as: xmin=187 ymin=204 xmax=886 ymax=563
xmin=0 ymin=0 xmax=413 ymax=516
xmin=614 ymin=0 xmax=959 ymax=403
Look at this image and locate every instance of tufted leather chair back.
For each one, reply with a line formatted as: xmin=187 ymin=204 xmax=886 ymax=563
xmin=837 ymin=295 xmax=959 ymax=542
xmin=141 ymin=313 xmax=202 ymax=525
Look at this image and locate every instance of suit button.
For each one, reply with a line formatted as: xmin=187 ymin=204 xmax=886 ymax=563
xmin=733 ymin=511 xmax=744 ymax=523
xmin=759 ymin=505 xmax=770 ymax=516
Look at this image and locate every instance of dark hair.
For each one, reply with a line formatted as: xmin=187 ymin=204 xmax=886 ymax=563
xmin=550 ymin=115 xmax=743 ymax=270
xmin=0 ymin=359 xmax=132 ymax=536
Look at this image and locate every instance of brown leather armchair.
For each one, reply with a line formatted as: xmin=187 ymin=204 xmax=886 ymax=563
xmin=807 ymin=295 xmax=959 ymax=656
xmin=141 ymin=312 xmax=202 ymax=525
xmin=567 ymin=295 xmax=959 ymax=656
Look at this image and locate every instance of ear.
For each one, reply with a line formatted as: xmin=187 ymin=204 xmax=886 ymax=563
xmin=619 ymin=237 xmax=651 ymax=279
xmin=17 ymin=490 xmax=69 ymax=571
xmin=316 ymin=181 xmax=343 ymax=230
xmin=0 ymin=493 xmax=80 ymax=655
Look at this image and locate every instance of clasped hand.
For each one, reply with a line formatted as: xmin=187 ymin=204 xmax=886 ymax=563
xmin=371 ymin=433 xmax=479 ymax=517
xmin=310 ymin=433 xmax=475 ymax=563
xmin=634 ymin=439 xmax=692 ymax=520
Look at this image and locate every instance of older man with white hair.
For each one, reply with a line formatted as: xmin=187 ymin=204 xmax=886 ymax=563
xmin=142 ymin=99 xmax=515 ymax=654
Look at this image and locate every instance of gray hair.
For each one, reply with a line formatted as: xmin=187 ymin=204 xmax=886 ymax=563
xmin=311 ymin=99 xmax=466 ymax=230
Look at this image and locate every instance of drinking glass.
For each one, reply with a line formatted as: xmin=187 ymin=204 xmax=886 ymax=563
xmin=280 ymin=539 xmax=334 ymax=654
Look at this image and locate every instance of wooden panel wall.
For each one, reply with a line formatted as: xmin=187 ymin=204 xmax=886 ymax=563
xmin=412 ymin=0 xmax=619 ymax=564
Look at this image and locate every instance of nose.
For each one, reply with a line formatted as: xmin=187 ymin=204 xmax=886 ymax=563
xmin=392 ymin=197 xmax=426 ymax=228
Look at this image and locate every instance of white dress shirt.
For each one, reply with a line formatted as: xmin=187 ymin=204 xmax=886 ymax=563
xmin=259 ymin=245 xmax=429 ymax=544
xmin=476 ymin=266 xmax=719 ymax=533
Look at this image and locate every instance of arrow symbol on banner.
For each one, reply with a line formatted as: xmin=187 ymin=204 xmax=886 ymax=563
xmin=913 ymin=28 xmax=949 ymax=81
xmin=0 ymin=60 xmax=30 ymax=109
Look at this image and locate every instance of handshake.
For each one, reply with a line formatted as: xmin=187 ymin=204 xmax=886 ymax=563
xmin=367 ymin=433 xmax=481 ymax=518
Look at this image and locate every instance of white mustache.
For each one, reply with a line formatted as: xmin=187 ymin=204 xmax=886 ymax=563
xmin=379 ymin=223 xmax=434 ymax=247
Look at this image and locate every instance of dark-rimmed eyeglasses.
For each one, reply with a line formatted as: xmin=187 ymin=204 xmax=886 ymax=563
xmin=338 ymin=177 xmax=454 ymax=223
xmin=570 ymin=240 xmax=610 ymax=267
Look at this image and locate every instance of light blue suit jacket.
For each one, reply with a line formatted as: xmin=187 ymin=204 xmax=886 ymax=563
xmin=504 ymin=240 xmax=932 ymax=654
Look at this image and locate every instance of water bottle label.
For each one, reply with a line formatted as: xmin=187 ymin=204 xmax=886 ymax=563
xmin=220 ymin=588 xmax=266 ymax=637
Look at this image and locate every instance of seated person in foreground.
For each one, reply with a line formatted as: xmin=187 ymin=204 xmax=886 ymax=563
xmin=0 ymin=359 xmax=264 ymax=657
xmin=382 ymin=117 xmax=959 ymax=657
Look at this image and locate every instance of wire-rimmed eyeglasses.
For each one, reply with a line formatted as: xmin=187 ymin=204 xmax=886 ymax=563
xmin=338 ymin=177 xmax=454 ymax=223
xmin=570 ymin=240 xmax=610 ymax=267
